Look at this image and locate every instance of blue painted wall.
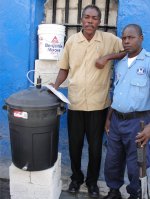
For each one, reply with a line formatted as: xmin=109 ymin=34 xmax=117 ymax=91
xmin=0 ymin=0 xmax=46 ymax=159
xmin=117 ymin=0 xmax=150 ymax=51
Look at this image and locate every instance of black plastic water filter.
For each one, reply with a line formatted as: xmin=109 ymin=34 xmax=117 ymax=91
xmin=5 ymin=86 xmax=65 ymax=171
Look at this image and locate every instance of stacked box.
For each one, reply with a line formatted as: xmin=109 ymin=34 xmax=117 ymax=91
xmin=10 ymin=153 xmax=62 ymax=199
xmin=34 ymin=60 xmax=68 ymax=87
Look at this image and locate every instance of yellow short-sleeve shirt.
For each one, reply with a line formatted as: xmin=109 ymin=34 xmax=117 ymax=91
xmin=58 ymin=30 xmax=123 ymax=111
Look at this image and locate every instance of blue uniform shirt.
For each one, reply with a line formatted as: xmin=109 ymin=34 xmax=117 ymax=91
xmin=111 ymin=49 xmax=150 ymax=113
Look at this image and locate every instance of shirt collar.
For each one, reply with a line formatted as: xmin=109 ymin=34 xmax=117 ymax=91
xmin=122 ymin=48 xmax=146 ymax=61
xmin=77 ymin=30 xmax=102 ymax=43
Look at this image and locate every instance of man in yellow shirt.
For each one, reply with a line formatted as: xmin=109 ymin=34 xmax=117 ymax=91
xmin=52 ymin=4 xmax=125 ymax=198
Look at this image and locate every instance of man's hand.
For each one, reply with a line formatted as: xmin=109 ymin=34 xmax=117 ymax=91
xmin=49 ymin=82 xmax=56 ymax=89
xmin=95 ymin=51 xmax=126 ymax=69
xmin=48 ymin=69 xmax=69 ymax=90
xmin=136 ymin=124 xmax=150 ymax=147
xmin=104 ymin=108 xmax=113 ymax=135
xmin=95 ymin=56 xmax=108 ymax=69
xmin=105 ymin=118 xmax=110 ymax=135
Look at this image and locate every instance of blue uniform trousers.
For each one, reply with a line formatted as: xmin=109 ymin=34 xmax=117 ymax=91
xmin=104 ymin=112 xmax=150 ymax=196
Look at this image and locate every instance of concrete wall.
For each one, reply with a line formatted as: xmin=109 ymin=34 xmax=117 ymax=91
xmin=44 ymin=0 xmax=118 ymax=36
xmin=45 ymin=0 xmax=118 ymax=25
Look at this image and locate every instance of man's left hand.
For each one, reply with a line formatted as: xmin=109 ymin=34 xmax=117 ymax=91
xmin=136 ymin=124 xmax=150 ymax=146
xmin=95 ymin=56 xmax=108 ymax=69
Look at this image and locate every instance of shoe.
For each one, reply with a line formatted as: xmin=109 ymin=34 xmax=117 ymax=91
xmin=87 ymin=184 xmax=99 ymax=198
xmin=128 ymin=196 xmax=140 ymax=199
xmin=68 ymin=181 xmax=81 ymax=193
xmin=103 ymin=188 xmax=122 ymax=199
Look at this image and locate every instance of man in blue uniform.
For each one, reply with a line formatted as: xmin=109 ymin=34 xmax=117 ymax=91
xmin=104 ymin=24 xmax=150 ymax=199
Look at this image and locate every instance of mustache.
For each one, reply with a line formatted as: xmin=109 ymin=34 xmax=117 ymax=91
xmin=84 ymin=25 xmax=95 ymax=29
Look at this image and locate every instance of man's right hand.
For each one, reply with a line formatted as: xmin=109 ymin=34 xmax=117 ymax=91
xmin=49 ymin=82 xmax=57 ymax=89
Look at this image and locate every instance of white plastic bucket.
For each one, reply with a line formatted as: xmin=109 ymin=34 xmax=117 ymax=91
xmin=38 ymin=24 xmax=66 ymax=60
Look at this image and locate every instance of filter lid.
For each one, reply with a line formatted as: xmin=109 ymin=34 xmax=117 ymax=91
xmin=5 ymin=87 xmax=63 ymax=110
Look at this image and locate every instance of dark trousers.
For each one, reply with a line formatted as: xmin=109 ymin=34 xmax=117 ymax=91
xmin=104 ymin=112 xmax=150 ymax=196
xmin=67 ymin=109 xmax=107 ymax=185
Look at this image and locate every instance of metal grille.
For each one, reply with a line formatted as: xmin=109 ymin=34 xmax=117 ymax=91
xmin=51 ymin=0 xmax=117 ymax=40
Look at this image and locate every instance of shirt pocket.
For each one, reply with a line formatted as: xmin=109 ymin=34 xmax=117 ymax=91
xmin=130 ymin=78 xmax=147 ymax=99
xmin=68 ymin=85 xmax=82 ymax=104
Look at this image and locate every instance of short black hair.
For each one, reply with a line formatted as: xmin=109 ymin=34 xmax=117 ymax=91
xmin=82 ymin=5 xmax=101 ymax=19
xmin=122 ymin=24 xmax=143 ymax=36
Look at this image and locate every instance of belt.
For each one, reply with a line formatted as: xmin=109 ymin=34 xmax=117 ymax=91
xmin=113 ymin=109 xmax=150 ymax=120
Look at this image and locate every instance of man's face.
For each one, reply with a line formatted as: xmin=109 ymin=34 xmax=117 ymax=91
xmin=122 ymin=27 xmax=143 ymax=57
xmin=81 ymin=8 xmax=101 ymax=36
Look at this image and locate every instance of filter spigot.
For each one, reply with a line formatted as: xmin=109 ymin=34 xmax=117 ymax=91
xmin=36 ymin=76 xmax=42 ymax=89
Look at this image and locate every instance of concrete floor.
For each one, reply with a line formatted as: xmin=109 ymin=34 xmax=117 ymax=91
xmin=0 ymin=179 xmax=10 ymax=199
xmin=0 ymin=156 xmax=129 ymax=199
xmin=0 ymin=178 xmax=105 ymax=199
xmin=60 ymin=191 xmax=104 ymax=199
xmin=0 ymin=140 xmax=130 ymax=199
xmin=0 ymin=177 xmax=130 ymax=199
